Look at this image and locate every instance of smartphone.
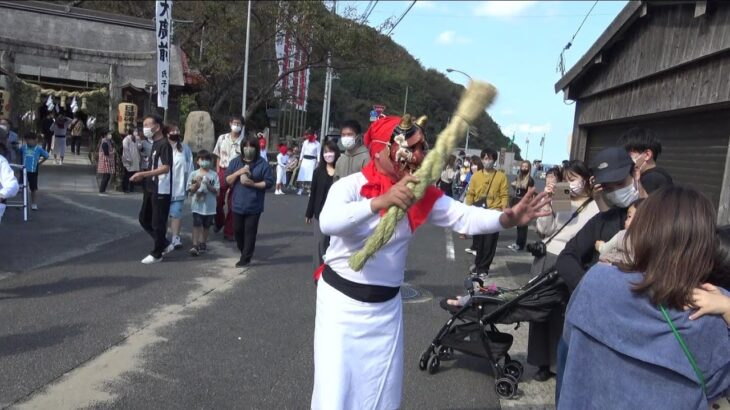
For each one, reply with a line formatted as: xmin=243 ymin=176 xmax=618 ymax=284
xmin=551 ymin=182 xmax=572 ymax=213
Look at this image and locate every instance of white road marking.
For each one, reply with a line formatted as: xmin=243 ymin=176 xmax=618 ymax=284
xmin=445 ymin=229 xmax=455 ymax=261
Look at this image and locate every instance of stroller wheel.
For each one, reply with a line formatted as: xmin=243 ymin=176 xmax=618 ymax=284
xmin=438 ymin=346 xmax=454 ymax=359
xmin=504 ymin=360 xmax=524 ymax=381
xmin=418 ymin=351 xmax=430 ymax=371
xmin=427 ymin=355 xmax=440 ymax=374
xmin=495 ymin=377 xmax=517 ymax=399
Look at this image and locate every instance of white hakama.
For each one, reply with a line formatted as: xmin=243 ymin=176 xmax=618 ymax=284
xmin=312 ymin=276 xmax=403 ymax=410
xmin=298 ymin=140 xmax=320 ymax=183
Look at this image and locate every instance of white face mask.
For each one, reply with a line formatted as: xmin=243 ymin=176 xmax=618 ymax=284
xmin=323 ymin=152 xmax=336 ymax=163
xmin=143 ymin=127 xmax=154 ymax=138
xmin=482 ymin=159 xmax=495 ymax=169
xmin=231 ymin=124 xmax=242 ymax=134
xmin=604 ymin=183 xmax=639 ymax=208
xmin=341 ymin=136 xmax=356 ymax=150
xmin=0 ymin=124 xmax=7 ymax=131
xmin=569 ymin=179 xmax=585 ymax=196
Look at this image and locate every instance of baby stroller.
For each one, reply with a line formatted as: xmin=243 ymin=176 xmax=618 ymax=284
xmin=417 ymin=267 xmax=568 ymax=399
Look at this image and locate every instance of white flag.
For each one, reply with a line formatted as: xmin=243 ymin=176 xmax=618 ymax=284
xmin=45 ymin=95 xmax=54 ymax=111
xmin=156 ymin=0 xmax=172 ymax=110
xmin=71 ymin=96 xmax=79 ymax=113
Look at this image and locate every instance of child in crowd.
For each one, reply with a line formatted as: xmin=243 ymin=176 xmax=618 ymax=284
xmin=187 ymin=150 xmax=219 ymax=256
xmin=97 ymin=129 xmax=116 ymax=194
xmin=20 ymin=133 xmax=49 ymax=210
xmin=275 ymin=145 xmax=289 ymax=195
xmin=286 ymin=146 xmax=299 ymax=189
xmin=595 ymin=198 xmax=643 ymax=264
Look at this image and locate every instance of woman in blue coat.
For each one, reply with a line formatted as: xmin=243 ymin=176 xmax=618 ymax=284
xmin=225 ymin=138 xmax=274 ymax=268
xmin=557 ymin=186 xmax=730 ymax=409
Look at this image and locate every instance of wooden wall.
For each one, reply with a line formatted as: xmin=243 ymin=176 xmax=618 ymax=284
xmin=576 ymin=52 xmax=730 ymax=125
xmin=575 ymin=2 xmax=730 ymax=100
xmin=583 ymin=107 xmax=730 ymax=213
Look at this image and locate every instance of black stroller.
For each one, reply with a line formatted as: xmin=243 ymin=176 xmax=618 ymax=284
xmin=417 ymin=267 xmax=568 ymax=399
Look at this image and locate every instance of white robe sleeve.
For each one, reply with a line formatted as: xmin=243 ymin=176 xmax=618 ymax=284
xmin=319 ymin=177 xmax=374 ymax=237
xmin=428 ymin=195 xmax=504 ymax=235
xmin=0 ymin=156 xmax=19 ymax=199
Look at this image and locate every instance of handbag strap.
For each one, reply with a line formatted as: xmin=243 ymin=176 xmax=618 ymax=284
xmin=659 ymin=304 xmax=707 ymax=394
xmin=477 ymin=171 xmax=497 ymax=205
xmin=544 ymin=198 xmax=593 ymax=245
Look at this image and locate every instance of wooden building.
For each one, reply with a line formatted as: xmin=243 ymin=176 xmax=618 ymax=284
xmin=0 ymin=0 xmax=195 ymax=129
xmin=555 ymin=0 xmax=730 ymax=224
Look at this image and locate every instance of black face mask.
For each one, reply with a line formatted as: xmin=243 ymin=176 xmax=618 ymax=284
xmin=169 ymin=134 xmax=181 ymax=142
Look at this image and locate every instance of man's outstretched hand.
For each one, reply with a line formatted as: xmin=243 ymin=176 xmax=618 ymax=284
xmin=499 ymin=187 xmax=551 ymax=229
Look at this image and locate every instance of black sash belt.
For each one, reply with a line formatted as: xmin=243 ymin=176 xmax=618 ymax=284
xmin=323 ymin=265 xmax=400 ymax=303
xmin=303 ymin=155 xmax=316 ymax=160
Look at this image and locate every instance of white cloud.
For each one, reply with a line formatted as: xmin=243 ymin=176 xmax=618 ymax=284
xmin=473 ymin=1 xmax=537 ymax=17
xmin=502 ymin=123 xmax=552 ymax=136
xmin=435 ymin=30 xmax=471 ymax=45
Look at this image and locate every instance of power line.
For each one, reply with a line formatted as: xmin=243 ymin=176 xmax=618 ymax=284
xmin=363 ymin=0 xmax=379 ymax=22
xmin=557 ymin=0 xmax=599 ymax=76
xmin=386 ymin=0 xmax=417 ymax=36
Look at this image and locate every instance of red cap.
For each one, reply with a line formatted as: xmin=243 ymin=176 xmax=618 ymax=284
xmin=278 ymin=144 xmax=288 ymax=155
xmin=363 ymin=115 xmax=400 ymax=159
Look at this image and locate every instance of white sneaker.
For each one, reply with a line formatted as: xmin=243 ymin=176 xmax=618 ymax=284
xmin=141 ymin=254 xmax=162 ymax=264
xmin=31 ymin=203 xmax=38 ymax=210
xmin=171 ymin=235 xmax=183 ymax=249
xmin=297 ymin=189 xmax=303 ymax=196
xmin=465 ymin=248 xmax=476 ymax=256
xmin=507 ymin=243 xmax=520 ymax=252
xmin=162 ymin=243 xmax=175 ymax=255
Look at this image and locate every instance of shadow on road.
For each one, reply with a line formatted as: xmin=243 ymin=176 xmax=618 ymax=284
xmin=0 ymin=324 xmax=86 ymax=357
xmin=0 ymin=275 xmax=159 ymax=300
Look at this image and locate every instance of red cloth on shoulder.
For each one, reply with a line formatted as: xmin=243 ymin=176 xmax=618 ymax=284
xmin=359 ymin=161 xmax=443 ymax=232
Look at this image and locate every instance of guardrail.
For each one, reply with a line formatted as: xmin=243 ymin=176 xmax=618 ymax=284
xmin=8 ymin=163 xmax=28 ymax=222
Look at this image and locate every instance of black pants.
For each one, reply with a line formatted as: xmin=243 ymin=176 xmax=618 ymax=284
xmin=122 ymin=169 xmax=137 ymax=193
xmin=139 ymin=191 xmax=171 ymax=258
xmin=473 ymin=232 xmax=499 ymax=274
xmin=98 ymin=173 xmax=111 ymax=193
xmin=43 ymin=135 xmax=52 ymax=152
xmin=516 ymin=225 xmax=529 ymax=249
xmin=69 ymin=136 xmax=82 ymax=154
xmin=233 ymin=212 xmax=261 ymax=264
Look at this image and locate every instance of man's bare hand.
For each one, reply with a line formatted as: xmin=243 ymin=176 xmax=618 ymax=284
xmin=371 ymin=175 xmax=419 ymax=212
xmin=499 ymin=187 xmax=551 ymax=229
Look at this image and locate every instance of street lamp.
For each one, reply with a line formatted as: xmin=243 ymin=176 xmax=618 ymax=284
xmin=446 ymin=68 xmax=473 ymax=153
xmin=446 ymin=68 xmax=473 ymax=81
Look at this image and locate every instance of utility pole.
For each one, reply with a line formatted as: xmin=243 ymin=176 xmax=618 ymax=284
xmin=320 ymin=0 xmax=336 ymax=141
xmin=540 ymin=134 xmax=546 ymax=162
xmin=525 ymin=133 xmax=530 ymax=161
xmin=199 ymin=25 xmax=205 ymax=60
xmin=241 ymin=0 xmax=252 ymax=135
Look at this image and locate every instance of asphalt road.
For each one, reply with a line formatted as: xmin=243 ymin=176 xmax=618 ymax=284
xmin=0 ymin=162 xmax=554 ymax=410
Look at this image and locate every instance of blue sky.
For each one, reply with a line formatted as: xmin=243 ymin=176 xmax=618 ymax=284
xmin=337 ymin=0 xmax=628 ymax=164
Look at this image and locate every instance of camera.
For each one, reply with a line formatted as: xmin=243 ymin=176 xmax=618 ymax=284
xmin=526 ymin=241 xmax=547 ymax=258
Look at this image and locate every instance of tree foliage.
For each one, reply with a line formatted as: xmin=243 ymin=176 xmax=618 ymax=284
xmin=67 ymin=1 xmax=513 ymax=151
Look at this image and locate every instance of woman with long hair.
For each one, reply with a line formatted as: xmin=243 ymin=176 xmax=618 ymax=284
xmin=528 ymin=160 xmax=600 ymax=382
xmin=305 ymin=140 xmax=341 ymax=271
xmin=225 ymin=138 xmax=275 ymax=267
xmin=438 ymin=154 xmax=458 ymax=198
xmin=507 ymin=160 xmax=535 ymax=251
xmin=557 ymin=185 xmax=730 ymax=408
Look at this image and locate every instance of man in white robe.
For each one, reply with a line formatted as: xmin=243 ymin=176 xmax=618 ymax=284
xmin=311 ymin=115 xmax=549 ymax=409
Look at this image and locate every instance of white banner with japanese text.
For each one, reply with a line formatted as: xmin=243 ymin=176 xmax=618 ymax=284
xmin=156 ymin=0 xmax=172 ymax=109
